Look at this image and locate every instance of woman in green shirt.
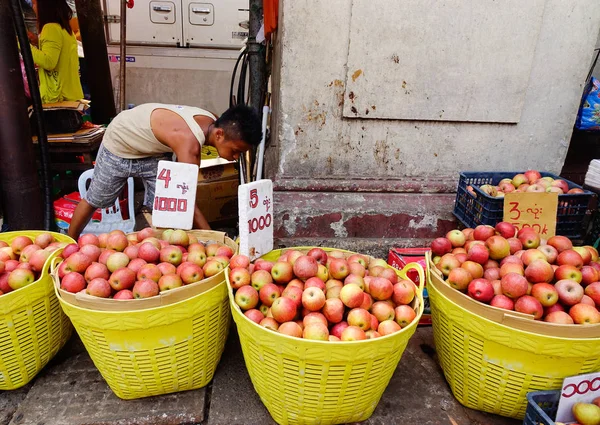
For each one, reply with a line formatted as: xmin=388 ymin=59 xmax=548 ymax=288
xmin=30 ymin=0 xmax=83 ymax=104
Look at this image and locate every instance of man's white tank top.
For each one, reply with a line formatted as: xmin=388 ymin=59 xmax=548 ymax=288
xmin=102 ymin=103 xmax=216 ymax=159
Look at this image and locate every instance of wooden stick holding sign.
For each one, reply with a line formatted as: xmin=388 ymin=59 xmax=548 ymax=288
xmin=503 ymin=192 xmax=559 ymax=238
xmin=152 ymin=161 xmax=199 ymax=230
xmin=238 ymin=179 xmax=273 ymax=260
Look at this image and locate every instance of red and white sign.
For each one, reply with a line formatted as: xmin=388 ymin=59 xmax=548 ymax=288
xmin=556 ymin=372 xmax=600 ymax=423
xmin=152 ymin=161 xmax=198 ymax=230
xmin=238 ymin=179 xmax=273 ymax=260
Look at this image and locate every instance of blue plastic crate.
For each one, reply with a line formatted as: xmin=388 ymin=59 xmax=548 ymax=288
xmin=453 ymin=171 xmax=596 ymax=239
xmin=523 ymin=390 xmax=560 ymax=425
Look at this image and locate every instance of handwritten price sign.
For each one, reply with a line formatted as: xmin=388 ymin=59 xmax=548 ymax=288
xmin=556 ymin=372 xmax=600 ymax=423
xmin=503 ymin=192 xmax=559 ymax=237
xmin=238 ymin=179 xmax=273 ymax=260
xmin=152 ymin=160 xmax=198 ymax=230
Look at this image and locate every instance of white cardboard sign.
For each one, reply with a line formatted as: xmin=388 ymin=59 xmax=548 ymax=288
xmin=152 ymin=160 xmax=198 ymax=230
xmin=556 ymin=372 xmax=600 ymax=423
xmin=238 ymin=179 xmax=273 ymax=260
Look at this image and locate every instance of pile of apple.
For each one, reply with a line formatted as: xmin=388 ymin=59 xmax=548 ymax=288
xmin=565 ymin=398 xmax=600 ymax=425
xmin=431 ymin=223 xmax=600 ymax=325
xmin=56 ymin=228 xmax=233 ymax=300
xmin=467 ymin=169 xmax=584 ymax=198
xmin=0 ymin=233 xmax=66 ymax=296
xmin=228 ymin=248 xmax=419 ymax=342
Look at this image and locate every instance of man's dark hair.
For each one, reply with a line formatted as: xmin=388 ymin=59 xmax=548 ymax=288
xmin=215 ymin=105 xmax=262 ymax=147
xmin=37 ymin=0 xmax=73 ymax=35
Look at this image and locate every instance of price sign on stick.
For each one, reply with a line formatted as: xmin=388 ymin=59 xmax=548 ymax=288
xmin=152 ymin=161 xmax=198 ymax=230
xmin=555 ymin=372 xmax=600 ymax=423
xmin=503 ymin=192 xmax=559 ymax=237
xmin=238 ymin=179 xmax=273 ymax=260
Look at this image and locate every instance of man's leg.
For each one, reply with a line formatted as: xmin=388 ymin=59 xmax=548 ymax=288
xmin=69 ymin=145 xmax=129 ymax=239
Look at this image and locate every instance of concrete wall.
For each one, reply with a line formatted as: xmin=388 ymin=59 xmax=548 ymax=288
xmin=267 ymin=0 xmax=600 ymax=257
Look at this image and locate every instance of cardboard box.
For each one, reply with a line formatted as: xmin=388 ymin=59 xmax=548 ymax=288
xmin=196 ymin=176 xmax=239 ymax=223
xmin=199 ymin=157 xmax=238 ymax=183
xmin=388 ymin=247 xmax=431 ymax=325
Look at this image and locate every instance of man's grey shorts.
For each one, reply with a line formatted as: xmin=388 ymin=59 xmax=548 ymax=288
xmin=86 ymin=144 xmax=171 ymax=210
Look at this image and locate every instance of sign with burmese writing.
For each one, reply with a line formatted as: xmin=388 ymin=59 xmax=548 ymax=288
xmin=503 ymin=192 xmax=558 ymax=238
xmin=238 ymin=179 xmax=273 ymax=260
xmin=152 ymin=161 xmax=198 ymax=230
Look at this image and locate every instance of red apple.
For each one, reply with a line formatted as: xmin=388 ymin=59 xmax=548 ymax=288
xmin=569 ymin=303 xmax=600 ymax=324
xmin=507 ymin=238 xmax=523 ymax=255
xmin=490 ymin=294 xmax=514 ymax=310
xmin=467 ymin=244 xmax=489 ymax=265
xmin=473 ymin=225 xmax=495 ymax=241
xmin=447 ymin=268 xmax=473 ymax=292
xmin=554 ymin=265 xmax=583 ymax=283
xmin=580 ymin=266 xmax=599 ymax=286
xmin=547 ymin=235 xmax=573 ymax=253
xmin=544 ymin=311 xmax=574 ymax=324
xmin=555 ymin=279 xmax=584 ymax=306
xmin=467 ymin=278 xmax=495 ymax=303
xmin=531 ymin=283 xmax=559 ymax=307
xmin=446 ymin=230 xmax=466 ymax=248
xmin=392 ymin=280 xmax=416 ymax=305
xmin=524 ymin=259 xmax=554 ymax=283
xmin=584 ymin=282 xmax=600 ymax=306
xmin=271 ymin=296 xmax=297 ymax=323
xmin=235 ymin=285 xmax=259 ymax=310
xmin=501 ymin=273 xmax=528 ymax=299
xmin=436 ymin=254 xmax=461 ymax=277
xmin=394 ymin=305 xmax=416 ymax=328
xmin=514 ymin=295 xmax=543 ymax=320
xmin=495 ymin=222 xmax=516 ymax=239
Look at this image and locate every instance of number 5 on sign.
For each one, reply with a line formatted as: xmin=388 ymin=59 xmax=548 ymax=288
xmin=238 ymin=179 xmax=273 ymax=260
xmin=152 ymin=161 xmax=198 ymax=230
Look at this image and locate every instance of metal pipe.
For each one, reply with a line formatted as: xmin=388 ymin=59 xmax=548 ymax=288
xmin=256 ymin=105 xmax=270 ymax=180
xmin=118 ymin=0 xmax=127 ymax=112
xmin=74 ymin=0 xmax=116 ymax=124
xmin=10 ymin=0 xmax=54 ymax=230
xmin=0 ymin=3 xmax=44 ymax=229
xmin=248 ymin=0 xmax=266 ymax=112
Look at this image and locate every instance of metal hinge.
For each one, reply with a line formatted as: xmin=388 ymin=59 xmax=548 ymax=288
xmin=105 ymin=14 xmax=120 ymax=23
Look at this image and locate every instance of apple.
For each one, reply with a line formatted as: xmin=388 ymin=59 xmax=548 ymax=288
xmin=580 ymin=266 xmax=599 ymax=286
xmin=259 ymin=318 xmax=279 ymax=331
xmin=322 ymin=298 xmax=344 ymax=323
xmin=113 ymin=289 xmax=134 ymax=300
xmin=347 ymin=308 xmax=372 ymax=331
xmin=19 ymin=244 xmax=41 ymax=263
xmin=531 ymin=283 xmax=559 ymax=307
xmin=585 ymin=282 xmax=600 ymax=306
xmin=369 ymin=277 xmax=394 ymax=300
xmin=585 ymin=246 xmax=599 ymax=262
xmin=368 ymin=266 xmax=385 ymax=277
xmin=521 ymin=249 xmax=547 ymax=267
xmin=507 ymin=238 xmax=523 ymax=255
xmin=555 ymin=279 xmax=584 ymax=306
xmin=201 ymin=259 xmax=224 ymax=277
xmin=34 ymin=233 xmax=55 ymax=249
xmin=581 ymin=295 xmax=596 ymax=306
xmin=157 ymin=274 xmax=183 ymax=292
xmin=178 ymin=262 xmax=204 ymax=284
xmin=484 ymin=268 xmax=501 ymax=281
xmin=365 ymin=330 xmax=381 ymax=339
xmin=518 ymin=231 xmax=541 ymax=249
xmin=523 ymin=170 xmax=541 ymax=184
xmin=286 ymin=250 xmax=304 ymax=265
xmin=431 ymin=238 xmax=452 ymax=256
xmin=436 ymin=254 xmax=461 ymax=277
xmin=524 ymin=259 xmax=554 ymax=283
xmin=340 ymin=283 xmax=364 ymax=308
xmin=447 ymin=267 xmax=473 ymax=292
xmin=159 ymin=246 xmax=183 ymax=266
xmin=569 ymin=303 xmax=600 ymax=325
xmin=480 ymin=184 xmax=497 ymax=197
xmin=137 ymin=263 xmax=162 ymax=283
xmin=293 ymin=255 xmax=319 ymax=280
xmin=360 ymin=293 xmax=374 ymax=310
xmin=156 ymin=262 xmax=177 ymax=276
xmin=340 ymin=325 xmax=366 ymax=341
xmin=10 ymin=236 xmax=33 ymax=256
xmin=348 ymin=262 xmax=366 ymax=278
xmin=498 ymin=182 xmax=516 ymax=194
xmin=473 ymin=225 xmax=495 ymax=241
xmin=500 ymin=263 xmax=524 ymax=278
xmin=464 ymin=240 xmax=485 ymax=252
xmin=568 ymin=188 xmax=585 ymax=194
xmin=501 ymin=273 xmax=528 ymax=299
xmin=378 ymin=320 xmax=401 ymax=336
xmin=331 ymin=322 xmax=349 ymax=339
xmin=467 ymin=278 xmax=495 ymax=303
xmin=303 ymin=323 xmax=329 ymax=341
xmin=544 ymin=311 xmax=574 ymax=324
xmin=109 ymin=267 xmax=136 ymax=291
xmin=446 ymin=230 xmax=466 ymax=248
xmin=461 ymin=261 xmax=484 ymax=279
xmin=547 ymin=235 xmax=573 ymax=253
xmin=455 ymin=253 xmax=468 ymax=264
xmin=29 ymin=249 xmax=51 ymax=273
xmin=282 ymin=285 xmax=303 ymax=307
xmin=302 ymin=287 xmax=326 ymax=311
xmin=394 ymin=305 xmax=416 ymax=327
xmin=512 ymin=174 xmax=528 ymax=188
xmin=271 ymin=296 xmax=297 ymax=323
xmin=537 ymin=245 xmax=558 ymax=264
xmin=60 ymin=272 xmax=86 ymax=293
xmin=557 ymin=250 xmax=584 ymax=269
xmin=467 ymin=244 xmax=489 ymax=265
xmin=514 ymin=295 xmax=543 ymax=320
xmin=490 ymin=294 xmax=514 ymax=310
xmin=554 ymin=265 xmax=583 ymax=283
xmin=107 ymin=233 xmax=128 ymax=252
xmin=573 ymin=247 xmax=593 ymax=265
xmin=392 ymin=280 xmax=416 ymax=305
xmin=494 ymin=222 xmax=516 ymax=239
xmin=65 ymin=252 xmax=93 ymax=274
xmin=278 ymin=321 xmax=303 ymax=338
xmin=329 ymin=258 xmax=350 ymax=280
xmin=251 ymin=269 xmax=273 ymax=291
xmin=307 ymin=248 xmax=328 ymax=265
xmin=127 ymin=258 xmax=147 ymax=274
xmin=87 ymin=278 xmax=112 ymax=297
xmin=244 ymin=309 xmax=265 ymax=324
xmin=229 ymin=267 xmax=251 ymax=289
xmin=347 ymin=254 xmax=369 ymax=267
xmin=483 ymin=259 xmax=500 ymax=270
xmin=84 ymin=262 xmax=110 ymax=283
xmin=106 ymin=252 xmax=130 ymax=273
xmin=305 ymin=277 xmax=326 ymax=291
xmin=234 ymin=285 xmax=259 ymax=310
xmin=371 ymin=301 xmax=395 ymax=322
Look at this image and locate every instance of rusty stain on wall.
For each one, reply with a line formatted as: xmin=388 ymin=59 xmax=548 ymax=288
xmin=352 ymin=69 xmax=363 ymax=82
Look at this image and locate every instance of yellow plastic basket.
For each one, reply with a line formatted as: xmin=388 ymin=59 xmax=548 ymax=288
xmin=427 ymin=253 xmax=600 ymax=419
xmin=227 ymin=247 xmax=425 ymax=425
xmin=0 ymin=231 xmax=74 ymax=390
xmin=53 ymin=230 xmax=235 ymax=399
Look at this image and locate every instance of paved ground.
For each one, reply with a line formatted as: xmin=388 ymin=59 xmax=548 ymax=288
xmin=1 ymin=326 xmax=521 ymax=425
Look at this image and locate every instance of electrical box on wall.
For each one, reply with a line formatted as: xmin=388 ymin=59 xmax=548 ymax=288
xmin=105 ymin=0 xmax=249 ymax=49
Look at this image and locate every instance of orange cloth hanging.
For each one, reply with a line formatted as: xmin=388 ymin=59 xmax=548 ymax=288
xmin=263 ymin=0 xmax=278 ymax=39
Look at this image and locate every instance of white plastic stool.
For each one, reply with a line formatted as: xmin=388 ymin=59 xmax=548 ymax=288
xmin=77 ymin=169 xmax=136 ymax=235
